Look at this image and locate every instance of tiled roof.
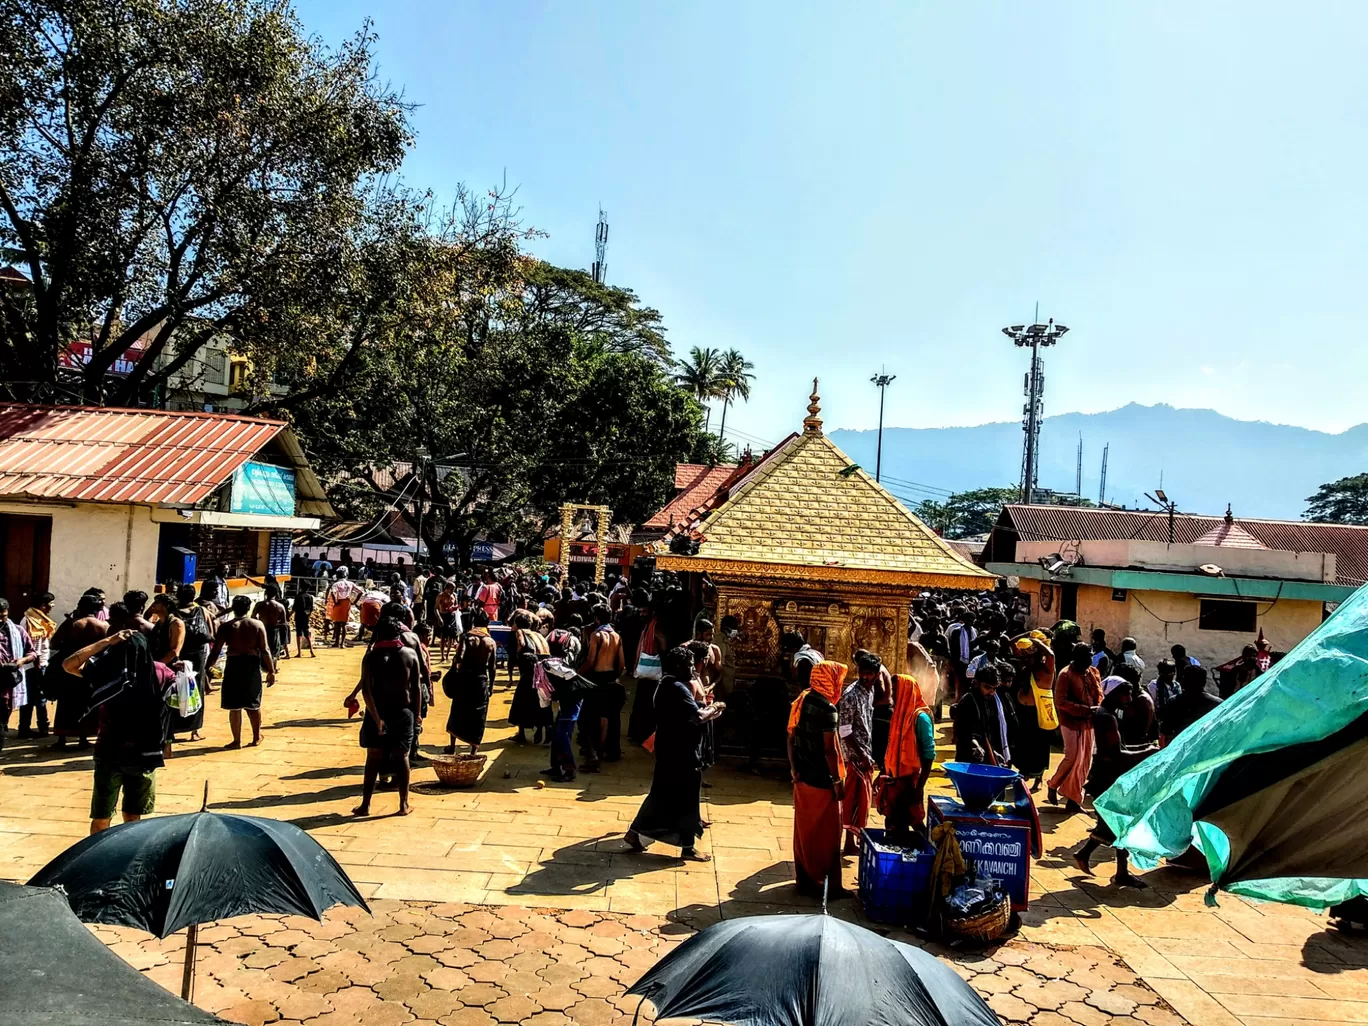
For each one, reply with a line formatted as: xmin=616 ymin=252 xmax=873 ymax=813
xmin=643 ymin=463 xmax=737 ymax=529
xmin=1194 ymin=521 xmax=1267 ymax=549
xmin=0 ymin=403 xmax=331 ymax=514
xmin=994 ymin=504 xmax=1368 ymax=587
xmin=672 ymin=431 xmax=993 ymax=585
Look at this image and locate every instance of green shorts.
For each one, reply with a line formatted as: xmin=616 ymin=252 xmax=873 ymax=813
xmin=90 ymin=759 xmax=157 ymax=819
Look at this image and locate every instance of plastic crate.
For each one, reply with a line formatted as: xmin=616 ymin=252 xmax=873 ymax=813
xmin=858 ymin=828 xmax=936 ymax=926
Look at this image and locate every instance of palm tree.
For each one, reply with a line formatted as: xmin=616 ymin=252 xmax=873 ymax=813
xmin=676 ymin=346 xmax=723 ymax=431
xmin=716 ymin=348 xmax=755 ymax=446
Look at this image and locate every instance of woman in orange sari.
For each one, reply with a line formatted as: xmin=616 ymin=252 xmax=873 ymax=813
xmin=787 ymin=660 xmax=848 ymax=897
xmin=878 ymin=674 xmax=937 ymax=846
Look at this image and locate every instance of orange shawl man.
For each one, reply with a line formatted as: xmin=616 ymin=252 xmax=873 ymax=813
xmin=1049 ymin=643 xmax=1104 ymax=811
xmin=787 ymin=660 xmax=848 ymax=897
xmin=877 ymin=674 xmax=937 ymax=846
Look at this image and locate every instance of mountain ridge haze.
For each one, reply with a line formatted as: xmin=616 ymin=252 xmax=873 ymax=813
xmin=828 ymin=403 xmax=1368 ymax=521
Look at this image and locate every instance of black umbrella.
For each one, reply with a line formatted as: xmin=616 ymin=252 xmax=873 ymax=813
xmin=29 ymin=807 xmax=369 ymax=1003
xmin=628 ymin=914 xmax=1000 ymax=1026
xmin=0 ymin=882 xmax=226 ymax=1026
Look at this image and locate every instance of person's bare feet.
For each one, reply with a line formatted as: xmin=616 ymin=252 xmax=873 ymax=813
xmin=1072 ymin=854 xmax=1093 ymax=876
xmin=680 ymin=848 xmax=712 ymax=862
xmin=351 ymin=804 xmax=369 ymax=817
xmin=248 ymin=739 xmax=260 ymax=747
xmin=224 ymin=740 xmax=241 ymax=750
xmin=1117 ymin=873 xmax=1148 ymax=889
xmin=624 ymin=831 xmax=646 ymax=852
xmin=397 ymin=804 xmax=414 ymax=816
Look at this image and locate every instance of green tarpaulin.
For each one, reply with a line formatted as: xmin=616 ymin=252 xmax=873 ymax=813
xmin=1095 ymin=583 xmax=1368 ymax=908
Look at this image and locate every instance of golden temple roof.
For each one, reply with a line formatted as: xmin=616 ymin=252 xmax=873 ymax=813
xmin=657 ymin=381 xmax=994 ymax=588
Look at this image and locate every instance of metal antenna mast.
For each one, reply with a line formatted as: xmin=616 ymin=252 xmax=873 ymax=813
xmin=591 ymin=207 xmax=609 ymax=284
xmin=1002 ymin=314 xmax=1069 ymax=503
xmin=1075 ymin=433 xmax=1083 ymax=498
xmin=1099 ymin=443 xmax=1110 ymax=505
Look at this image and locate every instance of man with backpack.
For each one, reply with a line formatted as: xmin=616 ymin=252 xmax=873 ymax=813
xmin=62 ymin=604 xmax=174 ymax=834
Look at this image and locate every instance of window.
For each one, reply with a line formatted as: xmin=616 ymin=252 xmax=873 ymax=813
xmin=202 ymin=350 xmax=227 ymax=385
xmin=1199 ymin=599 xmax=1257 ymax=633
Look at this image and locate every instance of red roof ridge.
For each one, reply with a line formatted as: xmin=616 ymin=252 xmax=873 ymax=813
xmin=0 ymin=402 xmax=287 ymax=428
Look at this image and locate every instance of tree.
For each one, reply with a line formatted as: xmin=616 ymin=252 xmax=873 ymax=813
xmin=0 ymin=0 xmax=410 ymax=405
xmin=715 ymin=348 xmax=755 ymax=448
xmin=292 ymin=189 xmax=717 ymax=562
xmin=1304 ymin=474 xmax=1368 ymax=525
xmin=915 ymin=486 xmax=1020 ymax=539
xmin=675 ymin=346 xmax=722 ymax=431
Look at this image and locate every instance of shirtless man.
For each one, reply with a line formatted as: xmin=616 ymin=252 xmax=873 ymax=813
xmin=354 ymin=615 xmax=422 ymax=817
xmin=580 ymin=605 xmax=626 ymax=771
xmin=122 ymin=591 xmax=157 ymax=635
xmin=253 ymin=584 xmax=289 ymax=662
xmin=52 ymin=593 xmax=110 ymax=748
xmin=207 ymin=595 xmax=276 ymax=748
xmin=446 ymin=609 xmax=497 ymax=755
xmin=692 ymin=619 xmax=723 ymax=690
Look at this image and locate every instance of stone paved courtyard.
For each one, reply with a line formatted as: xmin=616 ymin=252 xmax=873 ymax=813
xmin=4 ymin=644 xmax=1368 ymax=1025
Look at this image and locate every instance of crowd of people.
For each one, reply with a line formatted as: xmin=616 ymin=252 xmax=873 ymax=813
xmin=0 ymin=561 xmax=1263 ymax=900
xmin=0 ymin=570 xmax=292 ymax=835
xmin=775 ymin=588 xmax=1267 ymax=897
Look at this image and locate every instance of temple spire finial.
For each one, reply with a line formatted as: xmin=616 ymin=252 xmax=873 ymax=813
xmin=803 ymin=378 xmax=823 ymax=435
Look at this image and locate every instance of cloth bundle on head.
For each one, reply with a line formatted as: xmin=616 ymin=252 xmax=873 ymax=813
xmin=1101 ymin=675 xmax=1130 ymax=697
xmin=884 ymin=674 xmax=930 ymax=778
xmin=786 ymin=660 xmax=848 ymax=734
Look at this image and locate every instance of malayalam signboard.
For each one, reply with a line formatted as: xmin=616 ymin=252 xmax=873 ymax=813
xmin=230 ymin=461 xmax=296 ymax=517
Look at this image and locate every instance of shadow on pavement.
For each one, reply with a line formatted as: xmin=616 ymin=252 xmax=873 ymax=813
xmin=505 ymin=833 xmax=682 ymax=899
xmin=285 ymin=811 xmax=359 ymax=832
xmin=211 ymin=782 xmax=361 ymax=811
xmin=280 ymin=765 xmax=366 ymax=781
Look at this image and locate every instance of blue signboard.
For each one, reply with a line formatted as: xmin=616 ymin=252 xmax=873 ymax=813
xmin=230 ymin=461 xmax=296 ymax=517
xmin=929 ymin=796 xmax=1033 ymax=909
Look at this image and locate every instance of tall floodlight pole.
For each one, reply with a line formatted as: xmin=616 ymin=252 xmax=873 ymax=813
xmin=1145 ymin=488 xmax=1178 ymax=544
xmin=1002 ymin=317 xmax=1069 ymax=503
xmin=870 ymin=371 xmax=896 ymax=482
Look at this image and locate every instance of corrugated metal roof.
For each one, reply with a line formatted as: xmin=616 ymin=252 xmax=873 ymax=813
xmin=644 ymin=463 xmax=738 ymax=529
xmin=998 ymin=504 xmax=1368 ymax=587
xmin=0 ymin=404 xmax=299 ymax=508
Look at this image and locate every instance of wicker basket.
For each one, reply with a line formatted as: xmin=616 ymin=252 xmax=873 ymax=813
xmin=431 ymin=754 xmax=487 ymax=788
xmin=944 ymin=893 xmax=1011 ymax=944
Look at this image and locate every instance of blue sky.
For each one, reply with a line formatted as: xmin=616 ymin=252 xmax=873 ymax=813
xmin=295 ymin=1 xmax=1367 ymax=447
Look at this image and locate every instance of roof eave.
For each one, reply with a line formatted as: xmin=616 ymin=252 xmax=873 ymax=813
xmin=656 ymin=553 xmax=996 ymax=589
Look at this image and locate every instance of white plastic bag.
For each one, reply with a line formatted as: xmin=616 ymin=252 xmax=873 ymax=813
xmin=175 ymin=668 xmax=202 ymax=716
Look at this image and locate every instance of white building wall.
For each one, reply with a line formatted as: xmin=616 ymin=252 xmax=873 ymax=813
xmin=0 ymin=500 xmax=161 ymax=609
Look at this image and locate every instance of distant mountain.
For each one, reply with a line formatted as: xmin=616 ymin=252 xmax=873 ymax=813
xmin=829 ymin=404 xmax=1368 ymax=521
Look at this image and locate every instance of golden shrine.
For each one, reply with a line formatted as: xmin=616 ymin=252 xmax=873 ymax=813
xmin=655 ymin=381 xmax=994 ymax=676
